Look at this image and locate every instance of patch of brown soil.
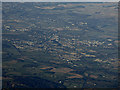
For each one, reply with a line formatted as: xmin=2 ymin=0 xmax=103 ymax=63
xmin=40 ymin=66 xmax=53 ymax=70
xmin=50 ymin=68 xmax=74 ymax=73
xmin=89 ymin=75 xmax=98 ymax=79
xmin=68 ymin=73 xmax=83 ymax=79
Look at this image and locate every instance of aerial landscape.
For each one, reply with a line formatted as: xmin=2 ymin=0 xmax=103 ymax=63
xmin=2 ymin=2 xmax=118 ymax=88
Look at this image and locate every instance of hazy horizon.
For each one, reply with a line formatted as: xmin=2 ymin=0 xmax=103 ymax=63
xmin=2 ymin=0 xmax=119 ymax=2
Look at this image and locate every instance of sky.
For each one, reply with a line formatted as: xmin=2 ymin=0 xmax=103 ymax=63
xmin=1 ymin=0 xmax=119 ymax=2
